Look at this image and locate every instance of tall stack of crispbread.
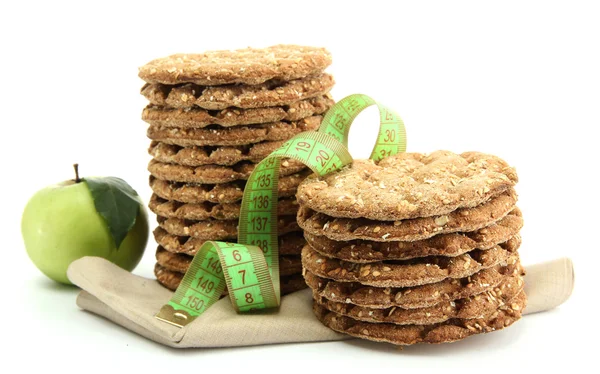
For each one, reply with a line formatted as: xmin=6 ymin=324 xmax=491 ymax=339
xmin=297 ymin=151 xmax=526 ymax=345
xmin=138 ymin=45 xmax=335 ymax=294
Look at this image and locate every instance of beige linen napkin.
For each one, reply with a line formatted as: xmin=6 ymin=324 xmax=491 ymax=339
xmin=67 ymin=256 xmax=574 ymax=348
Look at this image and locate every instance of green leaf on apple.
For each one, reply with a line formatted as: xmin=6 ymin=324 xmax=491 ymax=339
xmin=84 ymin=177 xmax=140 ymax=249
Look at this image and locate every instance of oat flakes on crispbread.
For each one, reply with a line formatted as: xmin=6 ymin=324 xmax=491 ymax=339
xmin=298 ymin=191 xmax=518 ymax=242
xmin=149 ymin=194 xmax=298 ymax=221
xmin=142 ymin=94 xmax=334 ymax=127
xmin=297 ymin=151 xmax=518 ymax=221
xmin=149 ymin=170 xmax=309 ymax=204
xmin=301 ymin=237 xmax=520 ymax=288
xmin=157 ymin=215 xmax=300 ymax=240
xmin=304 ymin=263 xmax=524 ymax=309
xmin=313 ymin=290 xmax=526 ymax=345
xmin=148 ymin=158 xmax=306 ymax=184
xmin=139 ymin=45 xmax=332 ymax=86
xmin=147 ymin=116 xmax=322 ymax=147
xmin=313 ymin=273 xmax=523 ymax=325
xmin=304 ymin=208 xmax=523 ymax=262
xmin=141 ymin=74 xmax=335 ymax=110
xmin=154 ymin=227 xmax=306 ymax=256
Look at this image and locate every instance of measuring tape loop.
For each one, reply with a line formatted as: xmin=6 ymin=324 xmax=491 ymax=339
xmin=156 ymin=94 xmax=406 ymax=327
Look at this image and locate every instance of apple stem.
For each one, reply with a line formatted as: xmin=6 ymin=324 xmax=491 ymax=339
xmin=73 ymin=163 xmax=81 ymax=183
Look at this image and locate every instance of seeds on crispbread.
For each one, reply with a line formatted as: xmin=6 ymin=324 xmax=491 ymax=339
xmin=156 ymin=215 xmax=300 ymax=240
xmin=314 ymin=273 xmax=524 ymax=325
xmin=147 ymin=116 xmax=322 ymax=147
xmin=148 ymin=159 xmax=306 ymax=184
xmin=142 ymin=94 xmax=334 ymax=128
xmin=149 ymin=170 xmax=309 ymax=204
xmin=313 ymin=290 xmax=526 ymax=345
xmin=154 ymin=228 xmax=306 ymax=256
xmin=298 ymin=192 xmax=518 ymax=242
xmin=139 ymin=45 xmax=332 ymax=86
xmin=304 ymin=208 xmax=523 ymax=262
xmin=141 ymin=74 xmax=335 ymax=110
xmin=149 ymin=194 xmax=298 ymax=221
xmin=304 ymin=263 xmax=524 ymax=309
xmin=297 ymin=151 xmax=518 ymax=221
xmin=301 ymin=237 xmax=520 ymax=288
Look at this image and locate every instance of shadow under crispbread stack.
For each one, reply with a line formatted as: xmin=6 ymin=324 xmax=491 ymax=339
xmin=137 ymin=45 xmax=335 ymax=294
xmin=297 ymin=150 xmax=526 ymax=345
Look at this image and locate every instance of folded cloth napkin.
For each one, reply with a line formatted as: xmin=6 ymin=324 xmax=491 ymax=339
xmin=67 ymin=257 xmax=574 ymax=348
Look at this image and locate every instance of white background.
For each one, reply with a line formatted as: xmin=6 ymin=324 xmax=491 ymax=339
xmin=1 ymin=0 xmax=597 ymax=372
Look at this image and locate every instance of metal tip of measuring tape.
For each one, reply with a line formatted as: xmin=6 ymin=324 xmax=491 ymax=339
xmin=155 ymin=304 xmax=196 ymax=328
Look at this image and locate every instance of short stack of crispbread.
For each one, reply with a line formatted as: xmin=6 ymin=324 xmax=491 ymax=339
xmin=137 ymin=45 xmax=335 ymax=294
xmin=297 ymin=150 xmax=526 ymax=345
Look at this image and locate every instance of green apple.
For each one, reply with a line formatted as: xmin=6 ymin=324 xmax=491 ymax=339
xmin=21 ymin=165 xmax=149 ymax=285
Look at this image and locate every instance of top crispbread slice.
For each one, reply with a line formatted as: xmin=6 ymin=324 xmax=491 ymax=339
xmin=138 ymin=45 xmax=332 ymax=86
xmin=297 ymin=151 xmax=518 ymax=221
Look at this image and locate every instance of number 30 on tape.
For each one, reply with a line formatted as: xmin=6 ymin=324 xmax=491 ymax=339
xmin=155 ymin=94 xmax=406 ymax=327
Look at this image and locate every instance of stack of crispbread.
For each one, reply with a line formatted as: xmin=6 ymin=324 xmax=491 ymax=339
xmin=297 ymin=150 xmax=526 ymax=345
xmin=137 ymin=45 xmax=335 ymax=294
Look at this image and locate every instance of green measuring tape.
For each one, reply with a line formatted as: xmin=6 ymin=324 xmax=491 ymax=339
xmin=155 ymin=94 xmax=406 ymax=327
